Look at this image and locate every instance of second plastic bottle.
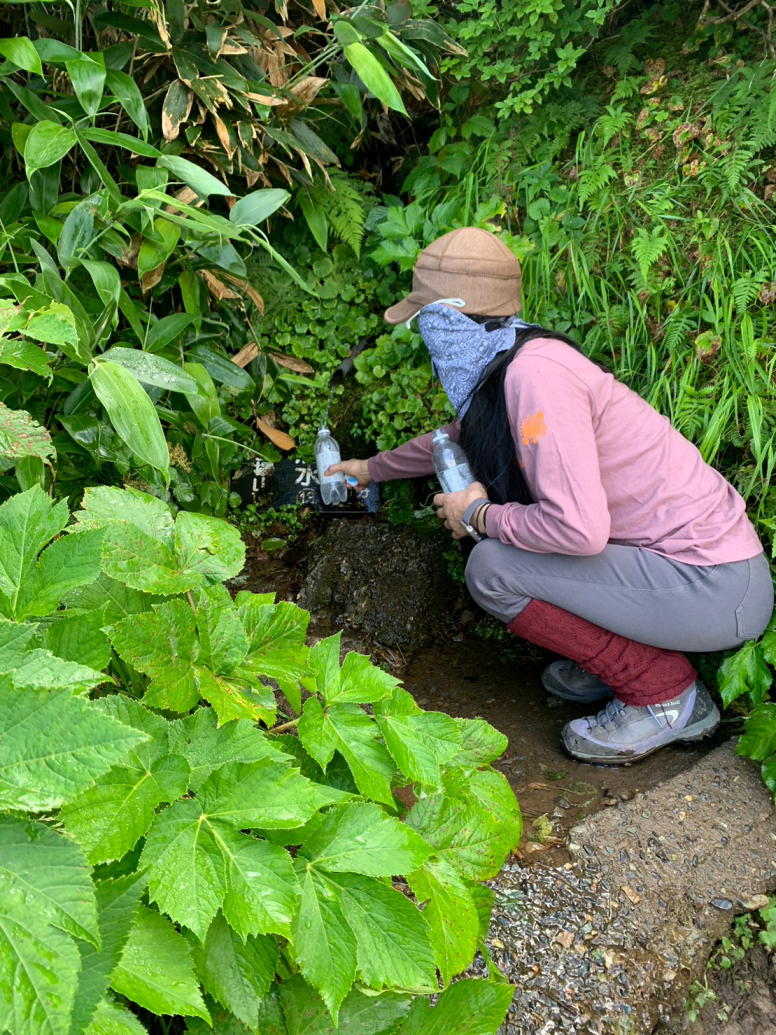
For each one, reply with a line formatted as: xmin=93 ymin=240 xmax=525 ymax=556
xmin=315 ymin=426 xmax=347 ymax=505
xmin=432 ymin=428 xmax=476 ymax=494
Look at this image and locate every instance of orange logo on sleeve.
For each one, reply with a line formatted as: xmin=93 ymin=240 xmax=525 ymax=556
xmin=520 ymin=411 xmax=548 ymax=446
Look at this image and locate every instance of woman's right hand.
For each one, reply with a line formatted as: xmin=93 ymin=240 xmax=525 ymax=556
xmin=325 ymin=458 xmax=371 ymax=487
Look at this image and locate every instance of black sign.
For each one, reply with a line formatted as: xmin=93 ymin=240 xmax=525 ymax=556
xmin=232 ymin=456 xmax=379 ymax=515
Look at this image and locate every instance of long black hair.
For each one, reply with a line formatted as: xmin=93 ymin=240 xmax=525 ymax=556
xmin=458 ymin=319 xmax=582 ymax=505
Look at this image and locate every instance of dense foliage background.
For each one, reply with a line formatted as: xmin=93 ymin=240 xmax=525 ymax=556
xmin=0 ymin=0 xmax=774 ymax=1032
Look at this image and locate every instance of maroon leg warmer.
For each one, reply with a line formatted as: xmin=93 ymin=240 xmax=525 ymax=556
xmin=507 ymin=599 xmax=696 ymax=706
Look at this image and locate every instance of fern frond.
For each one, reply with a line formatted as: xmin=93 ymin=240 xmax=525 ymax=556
xmin=578 ymin=162 xmax=617 ymax=203
xmin=663 ymin=311 xmax=695 ymax=353
xmin=596 ymin=106 xmax=632 ymax=147
xmin=310 ymin=173 xmax=367 ymax=257
xmin=631 ymin=227 xmax=669 ymax=283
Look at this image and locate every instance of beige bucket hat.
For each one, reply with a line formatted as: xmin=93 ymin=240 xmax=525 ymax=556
xmin=383 ymin=226 xmax=522 ymax=325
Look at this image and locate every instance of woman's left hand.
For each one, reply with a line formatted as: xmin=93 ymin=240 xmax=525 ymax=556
xmin=433 ymin=481 xmax=488 ymax=539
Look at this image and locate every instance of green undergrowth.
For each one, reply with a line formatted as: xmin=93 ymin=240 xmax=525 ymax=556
xmin=0 ymin=484 xmax=520 ymax=1033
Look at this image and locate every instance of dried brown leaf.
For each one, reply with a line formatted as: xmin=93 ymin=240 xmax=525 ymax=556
xmin=312 ymin=0 xmax=327 ymax=20
xmin=256 ymin=416 xmax=295 ymax=451
xmin=270 ymin=352 xmax=314 ymax=374
xmin=199 ymin=269 xmax=241 ymax=301
xmin=232 ymin=343 xmax=260 ymax=368
xmin=141 ymin=263 xmax=165 ymax=293
xmin=289 ymin=76 xmax=328 ymax=106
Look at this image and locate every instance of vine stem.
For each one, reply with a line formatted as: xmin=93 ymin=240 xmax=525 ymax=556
xmin=270 ymin=717 xmax=300 ymax=733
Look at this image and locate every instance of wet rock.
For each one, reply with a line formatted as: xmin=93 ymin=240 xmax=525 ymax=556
xmin=297 ymin=519 xmax=458 ymax=652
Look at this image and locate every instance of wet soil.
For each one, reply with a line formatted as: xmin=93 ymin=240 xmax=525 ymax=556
xmin=666 ymin=944 xmax=776 ymax=1033
xmin=403 ymin=637 xmax=731 ymax=864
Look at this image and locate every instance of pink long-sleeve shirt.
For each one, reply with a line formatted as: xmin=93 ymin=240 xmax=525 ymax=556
xmin=367 ymin=337 xmax=763 ymax=565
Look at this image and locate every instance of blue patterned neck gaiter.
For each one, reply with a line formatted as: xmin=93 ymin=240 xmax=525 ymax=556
xmin=417 ymin=303 xmax=534 ymax=418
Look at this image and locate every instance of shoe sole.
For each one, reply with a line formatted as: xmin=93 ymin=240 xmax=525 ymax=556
xmin=541 ymin=667 xmax=614 ymax=704
xmin=561 ymin=708 xmax=721 ymax=766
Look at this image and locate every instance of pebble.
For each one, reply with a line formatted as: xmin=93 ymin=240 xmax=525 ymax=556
xmin=711 ymin=897 xmax=734 ymax=910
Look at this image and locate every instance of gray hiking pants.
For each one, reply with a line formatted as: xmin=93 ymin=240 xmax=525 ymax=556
xmin=465 ymin=541 xmax=774 ymax=652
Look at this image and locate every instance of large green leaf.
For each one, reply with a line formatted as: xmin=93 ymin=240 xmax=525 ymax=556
xmin=137 ymin=218 xmax=180 ymax=279
xmin=76 ymin=486 xmax=174 ymax=543
xmin=157 ymin=155 xmax=231 ymax=197
xmin=0 ymin=884 xmax=80 ymax=1035
xmin=298 ymin=698 xmax=395 ymax=806
xmin=140 ymin=799 xmax=228 ymax=940
xmin=0 ymin=401 xmax=54 ymax=466
xmin=14 ymin=529 xmax=103 ymax=619
xmin=192 ymin=914 xmax=278 ymax=1028
xmin=406 ymin=769 xmax=522 ymax=881
xmin=375 ymin=689 xmax=462 ymax=787
xmin=66 ymin=54 xmax=106 ymax=115
xmin=84 ymin=995 xmax=148 ymax=1035
xmin=174 ymin=511 xmax=245 ymax=584
xmin=229 ymin=189 xmax=290 ymax=227
xmin=343 ymin=42 xmax=407 ymax=115
xmin=43 ymin=610 xmax=112 ymax=672
xmin=291 ymin=868 xmax=357 ymax=1020
xmin=738 ymin=703 xmax=776 ymax=761
xmin=199 ymin=759 xmax=342 ymax=830
xmin=168 ymin=707 xmax=293 ymax=792
xmin=4 ymin=646 xmax=107 ymax=694
xmin=89 ymin=360 xmax=170 ymax=478
xmin=24 ymin=121 xmax=77 ymax=176
xmin=0 ymin=485 xmax=69 ymax=609
xmin=0 ymin=816 xmax=98 ymax=944
xmin=60 ymin=748 xmax=189 ymax=865
xmin=277 ymin=977 xmax=413 ymax=1035
xmin=220 ymin=831 xmax=299 ymax=940
xmin=0 ymin=37 xmax=44 ymax=76
xmin=101 ymin=347 xmax=199 ymax=395
xmin=0 ymin=687 xmax=147 ymax=811
xmin=309 ymin=636 xmax=400 ymax=706
xmin=0 ymin=339 xmax=53 ymax=378
xmin=301 ymin=802 xmax=432 ymax=876
xmin=71 ymin=874 xmax=147 ymax=1035
xmin=236 ymin=596 xmax=310 ymax=713
xmin=396 ymin=978 xmax=514 ymax=1035
xmin=325 ymin=871 xmax=436 ymax=992
xmin=105 ymin=69 xmax=150 ymax=138
xmin=110 ymin=906 xmax=210 ymax=1022
xmin=407 ymin=858 xmax=479 ymax=984
xmin=718 ymin=641 xmax=772 ymax=707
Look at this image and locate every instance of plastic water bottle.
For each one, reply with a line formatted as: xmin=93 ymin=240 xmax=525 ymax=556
xmin=432 ymin=428 xmax=476 ymax=493
xmin=315 ymin=426 xmax=347 ymax=505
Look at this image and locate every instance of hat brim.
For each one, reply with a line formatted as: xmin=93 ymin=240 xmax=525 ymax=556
xmin=383 ymin=296 xmax=419 ymax=325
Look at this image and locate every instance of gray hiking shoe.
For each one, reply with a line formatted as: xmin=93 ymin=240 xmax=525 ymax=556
xmin=541 ymin=660 xmax=614 ymax=703
xmin=561 ymin=681 xmax=720 ymax=765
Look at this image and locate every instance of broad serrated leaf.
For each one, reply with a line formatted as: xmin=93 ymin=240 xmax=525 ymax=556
xmin=140 ymin=799 xmax=228 ymax=940
xmin=61 ymin=750 xmax=189 ymax=865
xmin=278 ymin=976 xmax=413 ymax=1035
xmin=8 ymin=647 xmax=107 ymax=693
xmin=235 ymin=596 xmax=310 ymax=713
xmin=326 ymin=871 xmax=436 ymax=993
xmin=16 ymin=529 xmax=103 ymax=619
xmin=447 ymin=717 xmax=508 ymax=770
xmin=407 ymin=858 xmax=479 ymax=983
xmin=406 ymin=769 xmax=522 ymax=881
xmin=192 ymin=913 xmax=278 ymax=1027
xmin=0 ymin=688 xmax=147 ymax=811
xmin=71 ymin=874 xmax=147 ymax=1035
xmin=200 ymin=759 xmax=340 ymax=830
xmin=219 ymin=826 xmax=299 ymax=939
xmin=325 ymin=651 xmax=401 ymax=706
xmin=375 ymin=691 xmax=461 ymax=787
xmin=738 ymin=703 xmax=776 ymax=761
xmin=290 ymin=868 xmax=357 ymax=1020
xmin=298 ymin=698 xmax=396 ymax=806
xmin=0 ymin=401 xmax=54 ymax=464
xmin=110 ymin=599 xmax=276 ymax=722
xmin=64 ymin=573 xmax=162 ymax=624
xmin=396 ymin=977 xmax=514 ymax=1035
xmin=302 ymin=802 xmax=432 ymax=876
xmin=0 ymin=884 xmax=80 ymax=1035
xmin=0 ymin=485 xmax=69 ymax=609
xmin=719 ymin=641 xmax=773 ymax=707
xmin=110 ymin=906 xmax=210 ymax=1021
xmin=0 ymin=615 xmax=38 ymax=661
xmin=168 ymin=707 xmax=293 ymax=792
xmin=191 ymin=584 xmax=249 ymax=672
xmin=308 ymin=633 xmax=342 ymax=699
xmin=43 ymin=609 xmax=112 ymax=672
xmin=84 ymin=995 xmax=148 ymax=1035
xmin=76 ymin=486 xmax=175 ymax=543
xmin=0 ymin=815 xmax=98 ymax=944
xmin=174 ymin=510 xmax=245 ymax=584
